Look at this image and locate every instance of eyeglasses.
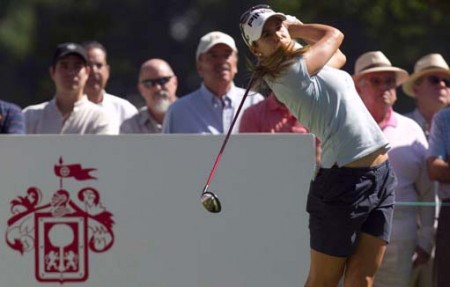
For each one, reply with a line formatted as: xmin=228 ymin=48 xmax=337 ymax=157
xmin=367 ymin=77 xmax=396 ymax=88
xmin=89 ymin=62 xmax=106 ymax=69
xmin=140 ymin=76 xmax=173 ymax=88
xmin=427 ymin=75 xmax=450 ymax=87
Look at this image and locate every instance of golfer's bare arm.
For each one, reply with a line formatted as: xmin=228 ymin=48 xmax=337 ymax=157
xmin=287 ymin=23 xmax=345 ymax=74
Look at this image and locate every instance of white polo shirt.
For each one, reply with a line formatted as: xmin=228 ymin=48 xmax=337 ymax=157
xmin=96 ymin=92 xmax=138 ymax=133
xmin=23 ymin=95 xmax=116 ymax=134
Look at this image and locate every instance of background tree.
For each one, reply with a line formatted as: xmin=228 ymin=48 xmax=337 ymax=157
xmin=0 ymin=0 xmax=448 ymax=112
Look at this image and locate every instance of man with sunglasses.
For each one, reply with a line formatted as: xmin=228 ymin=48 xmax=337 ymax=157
xmin=419 ymin=55 xmax=450 ymax=287
xmin=353 ymin=51 xmax=435 ymax=287
xmin=120 ymin=58 xmax=177 ymax=133
xmin=162 ymin=31 xmax=263 ymax=134
xmin=401 ymin=53 xmax=450 ymax=287
xmin=83 ymin=41 xmax=138 ymax=133
xmin=403 ymin=54 xmax=450 ymax=139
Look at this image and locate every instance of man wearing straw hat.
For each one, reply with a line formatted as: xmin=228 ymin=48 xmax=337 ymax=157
xmin=353 ymin=51 xmax=435 ymax=287
xmin=403 ymin=53 xmax=450 ymax=139
xmin=421 ymin=55 xmax=450 ymax=287
xmin=402 ymin=53 xmax=450 ymax=287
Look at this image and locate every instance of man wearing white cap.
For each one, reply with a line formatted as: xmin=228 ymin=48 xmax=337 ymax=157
xmin=403 ymin=53 xmax=450 ymax=139
xmin=353 ymin=51 xmax=435 ymax=287
xmin=421 ymin=55 xmax=450 ymax=287
xmin=162 ymin=31 xmax=263 ymax=134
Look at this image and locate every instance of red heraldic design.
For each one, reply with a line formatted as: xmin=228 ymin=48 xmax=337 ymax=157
xmin=54 ymin=157 xmax=97 ymax=180
xmin=35 ymin=213 xmax=88 ymax=282
xmin=5 ymin=157 xmax=115 ymax=284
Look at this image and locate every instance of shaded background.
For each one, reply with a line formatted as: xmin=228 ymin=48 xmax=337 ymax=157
xmin=1 ymin=0 xmax=449 ymax=112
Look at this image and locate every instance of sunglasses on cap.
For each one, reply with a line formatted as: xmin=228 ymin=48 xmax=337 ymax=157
xmin=427 ymin=75 xmax=450 ymax=87
xmin=140 ymin=76 xmax=173 ymax=88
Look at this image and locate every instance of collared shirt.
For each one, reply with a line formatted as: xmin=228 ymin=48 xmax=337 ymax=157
xmin=96 ymin=92 xmax=138 ymax=133
xmin=120 ymin=106 xmax=162 ymax=134
xmin=239 ymin=94 xmax=308 ymax=133
xmin=162 ymin=83 xmax=264 ymax=134
xmin=0 ymin=100 xmax=24 ymax=134
xmin=23 ymin=96 xmax=116 ymax=134
xmin=382 ymin=110 xmax=435 ymax=253
xmin=428 ymin=106 xmax=450 ymax=199
xmin=405 ymin=108 xmax=429 ymax=139
xmin=379 ymin=107 xmax=397 ymax=130
xmin=266 ymin=57 xmax=389 ymax=168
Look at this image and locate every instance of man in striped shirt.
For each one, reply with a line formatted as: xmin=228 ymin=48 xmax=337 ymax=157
xmin=0 ymin=100 xmax=24 ymax=134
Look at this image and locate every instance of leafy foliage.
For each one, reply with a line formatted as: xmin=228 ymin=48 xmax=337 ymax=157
xmin=0 ymin=0 xmax=448 ymax=112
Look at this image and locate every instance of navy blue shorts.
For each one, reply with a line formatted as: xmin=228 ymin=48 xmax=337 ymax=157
xmin=306 ymin=160 xmax=396 ymax=257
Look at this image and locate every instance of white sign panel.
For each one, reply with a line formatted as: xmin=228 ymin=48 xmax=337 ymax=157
xmin=0 ymin=134 xmax=315 ymax=286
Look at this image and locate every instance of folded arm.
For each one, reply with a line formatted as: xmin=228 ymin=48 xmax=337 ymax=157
xmin=428 ymin=157 xmax=450 ymax=183
xmin=286 ymin=22 xmax=346 ymax=74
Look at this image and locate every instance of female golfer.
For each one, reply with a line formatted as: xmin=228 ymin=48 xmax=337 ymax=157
xmin=240 ymin=5 xmax=396 ymax=287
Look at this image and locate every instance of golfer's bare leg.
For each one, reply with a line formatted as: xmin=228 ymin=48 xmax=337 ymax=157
xmin=344 ymin=233 xmax=386 ymax=287
xmin=305 ymin=249 xmax=346 ymax=287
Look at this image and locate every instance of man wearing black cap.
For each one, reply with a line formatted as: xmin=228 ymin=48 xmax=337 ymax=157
xmin=23 ymin=42 xmax=115 ymax=134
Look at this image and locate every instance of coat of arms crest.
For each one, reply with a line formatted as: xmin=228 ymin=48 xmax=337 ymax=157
xmin=5 ymin=157 xmax=115 ymax=283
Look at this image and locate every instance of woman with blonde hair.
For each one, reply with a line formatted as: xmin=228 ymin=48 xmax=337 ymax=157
xmin=240 ymin=5 xmax=397 ymax=287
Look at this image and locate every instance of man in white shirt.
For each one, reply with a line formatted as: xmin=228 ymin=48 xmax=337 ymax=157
xmin=23 ymin=42 xmax=115 ymax=134
xmin=83 ymin=41 xmax=138 ymax=133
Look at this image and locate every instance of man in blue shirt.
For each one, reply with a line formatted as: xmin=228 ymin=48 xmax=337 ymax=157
xmin=0 ymin=100 xmax=24 ymax=134
xmin=162 ymin=31 xmax=263 ymax=134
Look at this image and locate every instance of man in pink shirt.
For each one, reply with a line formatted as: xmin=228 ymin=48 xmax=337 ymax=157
xmin=239 ymin=92 xmax=308 ymax=133
xmin=239 ymin=91 xmax=320 ymax=164
xmin=353 ymin=51 xmax=435 ymax=287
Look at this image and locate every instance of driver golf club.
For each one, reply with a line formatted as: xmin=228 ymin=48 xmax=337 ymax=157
xmin=201 ymin=74 xmax=256 ymax=213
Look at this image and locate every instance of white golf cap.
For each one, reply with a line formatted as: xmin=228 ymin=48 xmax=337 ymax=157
xmin=195 ymin=31 xmax=237 ymax=61
xmin=240 ymin=6 xmax=286 ymax=47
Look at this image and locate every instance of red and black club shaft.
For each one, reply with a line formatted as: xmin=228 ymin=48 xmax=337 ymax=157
xmin=201 ymin=75 xmax=256 ymax=213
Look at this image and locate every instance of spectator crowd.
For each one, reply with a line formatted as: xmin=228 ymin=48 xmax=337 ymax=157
xmin=1 ymin=22 xmax=450 ymax=287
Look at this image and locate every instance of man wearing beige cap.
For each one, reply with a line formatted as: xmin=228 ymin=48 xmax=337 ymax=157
xmin=403 ymin=53 xmax=450 ymax=139
xmin=162 ymin=31 xmax=263 ymax=134
xmin=354 ymin=51 xmax=435 ymax=287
